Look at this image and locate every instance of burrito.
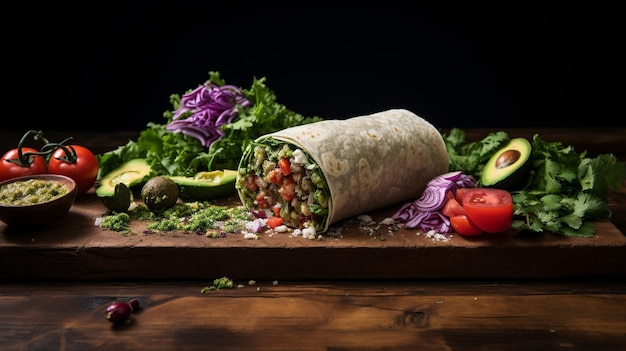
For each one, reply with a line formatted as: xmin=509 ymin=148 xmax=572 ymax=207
xmin=235 ymin=109 xmax=449 ymax=236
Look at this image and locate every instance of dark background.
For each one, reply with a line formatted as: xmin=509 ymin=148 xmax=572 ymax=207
xmin=6 ymin=1 xmax=620 ymax=132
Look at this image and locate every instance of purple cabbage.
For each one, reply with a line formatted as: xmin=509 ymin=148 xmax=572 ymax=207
xmin=166 ymin=83 xmax=251 ymax=147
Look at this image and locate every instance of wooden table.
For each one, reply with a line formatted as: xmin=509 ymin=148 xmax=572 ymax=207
xmin=1 ymin=128 xmax=626 ymax=351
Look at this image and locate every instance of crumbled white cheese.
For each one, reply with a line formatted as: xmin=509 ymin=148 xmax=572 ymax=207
xmin=273 ymin=225 xmax=289 ymax=233
xmin=356 ymin=214 xmax=372 ymax=223
xmin=380 ymin=217 xmax=395 ymax=225
xmin=292 ymin=149 xmax=308 ymax=165
xmin=424 ymin=230 xmax=452 ymax=242
xmin=243 ymin=232 xmax=260 ymax=240
xmin=302 ymin=226 xmax=317 ymax=240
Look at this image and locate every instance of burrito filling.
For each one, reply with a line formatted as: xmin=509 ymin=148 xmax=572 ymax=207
xmin=237 ymin=138 xmax=331 ymax=232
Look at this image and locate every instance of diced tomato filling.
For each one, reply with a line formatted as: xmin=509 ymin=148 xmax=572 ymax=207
xmin=255 ymin=193 xmax=269 ymax=209
xmin=278 ymin=176 xmax=296 ymax=201
xmin=268 ymin=169 xmax=284 ymax=185
xmin=278 ymin=158 xmax=291 ymax=176
xmin=245 ymin=175 xmax=259 ymax=192
xmin=267 ymin=216 xmax=283 ymax=229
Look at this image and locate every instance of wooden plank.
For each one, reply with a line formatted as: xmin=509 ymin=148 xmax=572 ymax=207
xmin=2 ymin=281 xmax=625 ymax=350
xmin=2 ymin=128 xmax=626 ymax=281
xmin=1 ymin=192 xmax=625 ymax=281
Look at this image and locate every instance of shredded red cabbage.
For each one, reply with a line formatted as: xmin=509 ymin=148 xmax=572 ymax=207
xmin=166 ymin=83 xmax=251 ymax=147
xmin=392 ymin=171 xmax=476 ymax=233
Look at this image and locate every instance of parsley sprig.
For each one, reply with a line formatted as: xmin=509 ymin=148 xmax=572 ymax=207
xmin=444 ymin=128 xmax=626 ymax=237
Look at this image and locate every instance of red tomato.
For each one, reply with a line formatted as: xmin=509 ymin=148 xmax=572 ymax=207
xmin=245 ymin=175 xmax=259 ymax=192
xmin=255 ymin=193 xmax=269 ymax=209
xmin=268 ymin=168 xmax=284 ymax=185
xmin=442 ymin=197 xmax=467 ymax=218
xmin=272 ymin=204 xmax=281 ymax=217
xmin=454 ymin=187 xmax=472 ymax=203
xmin=278 ymin=158 xmax=291 ymax=176
xmin=47 ymin=145 xmax=98 ymax=195
xmin=278 ymin=176 xmax=295 ymax=201
xmin=461 ymin=188 xmax=513 ymax=233
xmin=267 ymin=216 xmax=283 ymax=229
xmin=0 ymin=147 xmax=48 ymax=182
xmin=450 ymin=214 xmax=484 ymax=236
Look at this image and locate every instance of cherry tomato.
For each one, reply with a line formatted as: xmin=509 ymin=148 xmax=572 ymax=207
xmin=450 ymin=214 xmax=484 ymax=236
xmin=461 ymin=188 xmax=513 ymax=233
xmin=0 ymin=147 xmax=48 ymax=182
xmin=47 ymin=145 xmax=98 ymax=195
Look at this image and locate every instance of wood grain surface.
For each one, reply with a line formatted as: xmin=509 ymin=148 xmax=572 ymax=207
xmin=2 ymin=281 xmax=625 ymax=351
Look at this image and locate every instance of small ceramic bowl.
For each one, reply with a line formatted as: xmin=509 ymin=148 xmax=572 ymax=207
xmin=0 ymin=174 xmax=77 ymax=227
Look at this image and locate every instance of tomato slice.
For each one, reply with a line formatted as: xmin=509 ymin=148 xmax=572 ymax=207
xmin=450 ymin=215 xmax=484 ymax=236
xmin=461 ymin=188 xmax=513 ymax=233
xmin=454 ymin=187 xmax=472 ymax=203
xmin=442 ymin=197 xmax=467 ymax=218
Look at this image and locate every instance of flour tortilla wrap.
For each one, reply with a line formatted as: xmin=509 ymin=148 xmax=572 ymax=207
xmin=236 ymin=109 xmax=449 ymax=235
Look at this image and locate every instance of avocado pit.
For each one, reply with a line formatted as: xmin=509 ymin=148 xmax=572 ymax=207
xmin=495 ymin=149 xmax=521 ymax=169
xmin=481 ymin=138 xmax=532 ymax=190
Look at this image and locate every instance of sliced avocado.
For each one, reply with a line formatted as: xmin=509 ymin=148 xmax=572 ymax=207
xmin=166 ymin=169 xmax=237 ymax=200
xmin=100 ymin=183 xmax=134 ymax=212
xmin=481 ymin=137 xmax=532 ymax=190
xmin=96 ymin=158 xmax=153 ymax=198
xmin=141 ymin=176 xmax=179 ymax=211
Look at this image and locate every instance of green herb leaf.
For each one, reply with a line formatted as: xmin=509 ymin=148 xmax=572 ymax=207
xmin=444 ymin=129 xmax=626 ymax=237
xmin=96 ymin=72 xmax=323 ymax=178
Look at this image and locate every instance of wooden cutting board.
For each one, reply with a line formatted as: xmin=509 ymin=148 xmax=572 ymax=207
xmin=2 ymin=189 xmax=625 ymax=282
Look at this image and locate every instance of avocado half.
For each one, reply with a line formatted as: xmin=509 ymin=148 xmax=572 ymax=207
xmin=165 ymin=169 xmax=237 ymax=200
xmin=481 ymin=137 xmax=532 ymax=190
xmin=96 ymin=158 xmax=153 ymax=211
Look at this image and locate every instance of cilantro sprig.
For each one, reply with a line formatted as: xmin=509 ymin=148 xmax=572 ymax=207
xmin=443 ymin=128 xmax=626 ymax=237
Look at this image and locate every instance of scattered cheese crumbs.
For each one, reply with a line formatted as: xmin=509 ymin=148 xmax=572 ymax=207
xmin=302 ymin=226 xmax=317 ymax=239
xmin=273 ymin=225 xmax=289 ymax=233
xmin=237 ymin=284 xmax=245 ymax=288
xmin=272 ymin=280 xmax=278 ymax=286
xmin=356 ymin=214 xmax=372 ymax=223
xmin=379 ymin=217 xmax=395 ymax=225
xmin=243 ymin=232 xmax=260 ymax=240
xmin=421 ymin=229 xmax=453 ymax=242
xmin=324 ymin=225 xmax=345 ymax=238
xmin=248 ymin=280 xmax=256 ymax=286
xmin=94 ymin=217 xmax=103 ymax=226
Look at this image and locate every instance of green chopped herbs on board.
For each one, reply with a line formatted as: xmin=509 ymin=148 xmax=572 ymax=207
xmin=201 ymin=276 xmax=234 ymax=293
xmin=99 ymin=202 xmax=255 ymax=236
xmin=443 ymin=128 xmax=626 ymax=237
